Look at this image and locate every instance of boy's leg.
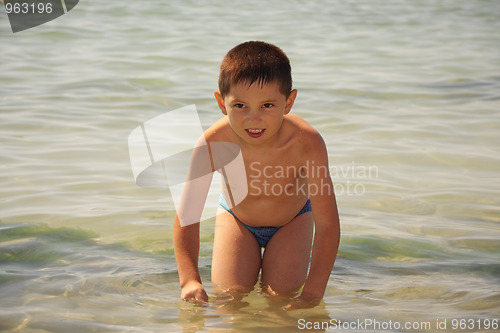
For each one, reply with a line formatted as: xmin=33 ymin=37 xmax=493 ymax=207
xmin=211 ymin=210 xmax=262 ymax=294
xmin=260 ymin=211 xmax=314 ymax=297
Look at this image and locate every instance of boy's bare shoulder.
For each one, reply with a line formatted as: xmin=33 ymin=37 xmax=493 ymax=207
xmin=203 ymin=116 xmax=234 ymax=142
xmin=284 ymin=114 xmax=328 ymax=165
xmin=284 ymin=113 xmax=324 ymax=146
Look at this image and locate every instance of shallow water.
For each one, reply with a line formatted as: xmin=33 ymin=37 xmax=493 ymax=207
xmin=1 ymin=0 xmax=500 ymax=332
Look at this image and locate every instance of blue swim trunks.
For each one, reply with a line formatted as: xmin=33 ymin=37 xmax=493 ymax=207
xmin=218 ymin=195 xmax=312 ymax=248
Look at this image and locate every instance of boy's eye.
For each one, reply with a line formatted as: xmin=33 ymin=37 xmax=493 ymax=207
xmin=234 ymin=103 xmax=245 ymax=109
xmin=262 ymin=103 xmax=274 ymax=108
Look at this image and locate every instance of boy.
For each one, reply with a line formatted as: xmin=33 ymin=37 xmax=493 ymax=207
xmin=173 ymin=41 xmax=340 ymax=310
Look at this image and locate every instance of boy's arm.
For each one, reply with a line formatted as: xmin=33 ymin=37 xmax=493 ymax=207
xmin=299 ymin=186 xmax=340 ymax=301
xmin=172 ymin=136 xmax=214 ymax=304
xmin=173 ymin=216 xmax=209 ymax=304
xmin=287 ymin=132 xmax=340 ymax=309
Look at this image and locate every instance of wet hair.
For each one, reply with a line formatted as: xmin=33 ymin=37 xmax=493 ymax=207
xmin=218 ymin=41 xmax=292 ymax=98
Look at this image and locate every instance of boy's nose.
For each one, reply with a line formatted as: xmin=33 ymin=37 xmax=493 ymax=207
xmin=248 ymin=109 xmax=261 ymax=122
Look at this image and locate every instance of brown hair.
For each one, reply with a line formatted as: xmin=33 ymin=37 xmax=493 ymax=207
xmin=218 ymin=41 xmax=292 ymax=98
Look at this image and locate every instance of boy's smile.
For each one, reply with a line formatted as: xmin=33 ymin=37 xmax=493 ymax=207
xmin=246 ymin=128 xmax=265 ymax=138
xmin=215 ymin=81 xmax=297 ymax=147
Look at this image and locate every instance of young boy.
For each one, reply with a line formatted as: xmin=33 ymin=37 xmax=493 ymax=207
xmin=173 ymin=41 xmax=340 ymax=310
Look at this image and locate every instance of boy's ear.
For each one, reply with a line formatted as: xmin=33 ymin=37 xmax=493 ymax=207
xmin=284 ymin=89 xmax=297 ymax=115
xmin=214 ymin=91 xmax=227 ymax=115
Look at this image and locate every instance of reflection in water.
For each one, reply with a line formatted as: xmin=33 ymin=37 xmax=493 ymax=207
xmin=176 ymin=289 xmax=333 ymax=333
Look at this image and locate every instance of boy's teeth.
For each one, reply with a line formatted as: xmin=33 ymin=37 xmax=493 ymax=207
xmin=248 ymin=129 xmax=262 ymax=133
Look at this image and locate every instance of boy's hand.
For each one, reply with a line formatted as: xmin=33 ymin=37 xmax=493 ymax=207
xmin=181 ymin=280 xmax=209 ymax=306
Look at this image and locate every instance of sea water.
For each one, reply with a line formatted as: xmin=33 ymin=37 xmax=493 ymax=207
xmin=1 ymin=0 xmax=499 ymax=332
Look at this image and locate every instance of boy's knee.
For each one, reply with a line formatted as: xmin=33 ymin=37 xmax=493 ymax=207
xmin=261 ymin=282 xmax=301 ymax=298
xmin=214 ymin=283 xmax=256 ymax=300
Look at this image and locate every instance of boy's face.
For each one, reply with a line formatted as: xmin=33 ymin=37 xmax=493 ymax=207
xmin=214 ymin=81 xmax=297 ymax=147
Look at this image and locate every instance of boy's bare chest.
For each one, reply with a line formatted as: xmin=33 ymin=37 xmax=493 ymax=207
xmin=242 ymin=151 xmax=307 ymax=196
